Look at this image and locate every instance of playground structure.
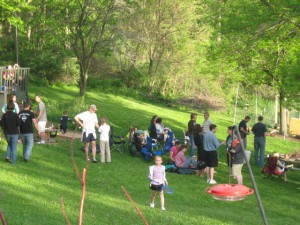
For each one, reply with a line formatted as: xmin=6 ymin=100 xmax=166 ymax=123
xmin=0 ymin=66 xmax=29 ymax=116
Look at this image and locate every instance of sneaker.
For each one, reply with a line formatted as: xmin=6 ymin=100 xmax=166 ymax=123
xmin=161 ymin=207 xmax=166 ymax=211
xmin=5 ymin=158 xmax=10 ymax=162
xmin=209 ymin=180 xmax=217 ymax=185
xmin=37 ymin=141 xmax=45 ymax=144
xmin=92 ymin=158 xmax=97 ymax=163
xmin=150 ymin=203 xmax=155 ymax=208
xmin=86 ymin=157 xmax=90 ymax=161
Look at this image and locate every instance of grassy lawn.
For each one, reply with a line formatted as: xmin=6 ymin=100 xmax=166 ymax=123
xmin=0 ymin=85 xmax=300 ymax=225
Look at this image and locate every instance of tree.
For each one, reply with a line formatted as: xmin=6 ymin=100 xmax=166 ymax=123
xmin=204 ymin=0 xmax=300 ymax=131
xmin=66 ymin=0 xmax=117 ymax=96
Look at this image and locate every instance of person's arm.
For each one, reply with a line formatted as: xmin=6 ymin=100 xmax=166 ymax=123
xmin=264 ymin=124 xmax=267 ymax=137
xmin=36 ymin=105 xmax=44 ymax=122
xmin=15 ymin=103 xmax=20 ymax=114
xmin=170 ymin=151 xmax=174 ymax=161
xmin=1 ymin=105 xmax=6 ymax=113
xmin=74 ymin=115 xmax=84 ymax=128
xmin=32 ymin=118 xmax=39 ymax=133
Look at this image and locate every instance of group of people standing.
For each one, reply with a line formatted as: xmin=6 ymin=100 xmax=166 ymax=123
xmin=74 ymin=104 xmax=111 ymax=163
xmin=183 ymin=113 xmax=268 ymax=185
xmin=0 ymin=94 xmax=47 ymax=164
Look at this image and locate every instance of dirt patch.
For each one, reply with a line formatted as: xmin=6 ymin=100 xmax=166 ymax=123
xmin=176 ymin=95 xmax=225 ymax=111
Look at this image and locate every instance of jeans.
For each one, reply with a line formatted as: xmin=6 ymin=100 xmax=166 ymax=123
xmin=5 ymin=134 xmax=19 ymax=164
xmin=254 ymin=136 xmax=266 ymax=166
xmin=189 ymin=134 xmax=195 ymax=156
xmin=183 ymin=158 xmax=197 ymax=168
xmin=21 ymin=133 xmax=34 ymax=161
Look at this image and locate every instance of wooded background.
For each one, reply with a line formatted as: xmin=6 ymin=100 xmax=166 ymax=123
xmin=1 ymin=0 xmax=299 ymax=128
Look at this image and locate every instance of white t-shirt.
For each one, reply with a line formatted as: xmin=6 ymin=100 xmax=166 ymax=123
xmin=76 ymin=111 xmax=98 ymax=134
xmin=202 ymin=119 xmax=213 ymax=133
xmin=99 ymin=124 xmax=110 ymax=141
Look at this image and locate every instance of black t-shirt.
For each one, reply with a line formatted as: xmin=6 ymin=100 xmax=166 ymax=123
xmin=19 ymin=110 xmax=35 ymax=134
xmin=251 ymin=122 xmax=267 ymax=137
xmin=60 ymin=115 xmax=72 ymax=127
xmin=239 ymin=120 xmax=247 ymax=138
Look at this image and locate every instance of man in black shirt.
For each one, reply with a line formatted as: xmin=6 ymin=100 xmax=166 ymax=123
xmin=251 ymin=116 xmax=267 ymax=166
xmin=0 ymin=102 xmax=20 ymax=164
xmin=19 ymin=101 xmax=39 ymax=162
xmin=238 ymin=116 xmax=251 ymax=148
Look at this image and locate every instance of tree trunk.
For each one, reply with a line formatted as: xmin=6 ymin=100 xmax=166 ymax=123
xmin=79 ymin=65 xmax=88 ymax=96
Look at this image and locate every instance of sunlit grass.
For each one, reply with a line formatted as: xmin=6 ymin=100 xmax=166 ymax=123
xmin=0 ymin=85 xmax=299 ymax=224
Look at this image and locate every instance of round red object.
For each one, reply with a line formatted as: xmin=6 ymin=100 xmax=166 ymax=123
xmin=206 ymin=184 xmax=254 ymax=201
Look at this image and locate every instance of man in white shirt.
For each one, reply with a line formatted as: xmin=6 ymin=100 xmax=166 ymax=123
xmin=75 ymin=104 xmax=99 ymax=162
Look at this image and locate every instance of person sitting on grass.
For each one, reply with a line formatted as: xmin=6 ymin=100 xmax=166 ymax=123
xmin=155 ymin=117 xmax=166 ymax=141
xmin=174 ymin=145 xmax=198 ymax=169
xmin=169 ymin=140 xmax=181 ymax=164
xmin=272 ymin=152 xmax=289 ymax=181
xmin=149 ymin=156 xmax=168 ymax=211
xmin=129 ymin=126 xmax=139 ymax=156
xmin=135 ymin=130 xmax=152 ymax=160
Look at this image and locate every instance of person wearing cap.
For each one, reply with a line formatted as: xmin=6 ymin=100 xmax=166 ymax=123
xmin=75 ymin=104 xmax=99 ymax=162
xmin=35 ymin=94 xmax=47 ymax=144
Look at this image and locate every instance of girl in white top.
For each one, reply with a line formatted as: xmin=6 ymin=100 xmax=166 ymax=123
xmin=99 ymin=117 xmax=111 ymax=163
xmin=148 ymin=156 xmax=168 ymax=210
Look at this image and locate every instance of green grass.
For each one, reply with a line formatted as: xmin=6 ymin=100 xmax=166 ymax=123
xmin=0 ymin=84 xmax=300 ymax=225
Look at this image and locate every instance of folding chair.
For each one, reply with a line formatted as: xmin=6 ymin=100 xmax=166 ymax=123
xmin=109 ymin=126 xmax=126 ymax=153
xmin=262 ymin=156 xmax=288 ymax=181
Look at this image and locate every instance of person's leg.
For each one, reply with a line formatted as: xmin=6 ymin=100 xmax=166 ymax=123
xmin=24 ymin=133 xmax=34 ymax=161
xmin=84 ymin=142 xmax=90 ymax=160
xmin=259 ymin=137 xmax=266 ymax=166
xmin=105 ymin=141 xmax=111 ymax=162
xmin=5 ymin=136 xmax=11 ymax=160
xmin=100 ymin=141 xmax=105 ymax=163
xmin=206 ymin=167 xmax=210 ymax=180
xmin=21 ymin=134 xmax=27 ymax=160
xmin=209 ymin=167 xmax=215 ymax=181
xmin=189 ymin=135 xmax=195 ymax=156
xmin=254 ymin=137 xmax=259 ymax=166
xmin=38 ymin=121 xmax=46 ymax=143
xmin=5 ymin=135 xmax=12 ymax=160
xmin=150 ymin=190 xmax=156 ymax=207
xmin=11 ymin=134 xmax=19 ymax=164
xmin=182 ymin=158 xmax=195 ymax=168
xmin=159 ymin=191 xmax=165 ymax=210
xmin=244 ymin=136 xmax=247 ymax=149
xmin=91 ymin=140 xmax=96 ymax=160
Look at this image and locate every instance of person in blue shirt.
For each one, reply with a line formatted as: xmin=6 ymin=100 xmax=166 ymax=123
xmin=203 ymin=124 xmax=225 ymax=184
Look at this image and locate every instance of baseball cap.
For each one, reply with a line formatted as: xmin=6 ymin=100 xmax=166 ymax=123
xmin=137 ymin=130 xmax=143 ymax=135
xmin=90 ymin=104 xmax=97 ymax=111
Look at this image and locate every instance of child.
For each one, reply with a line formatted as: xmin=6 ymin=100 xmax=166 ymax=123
xmin=99 ymin=117 xmax=111 ymax=163
xmin=59 ymin=111 xmax=74 ymax=134
xmin=149 ymin=156 xmax=168 ymax=211
xmin=169 ymin=140 xmax=181 ymax=164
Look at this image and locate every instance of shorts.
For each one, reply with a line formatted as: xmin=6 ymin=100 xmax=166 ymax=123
xmin=232 ymin=164 xmax=243 ymax=176
xmin=204 ymin=150 xmax=218 ymax=167
xmin=38 ymin=121 xmax=47 ymax=132
xmin=150 ymin=184 xmax=163 ymax=192
xmin=82 ymin=132 xmax=96 ymax=143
